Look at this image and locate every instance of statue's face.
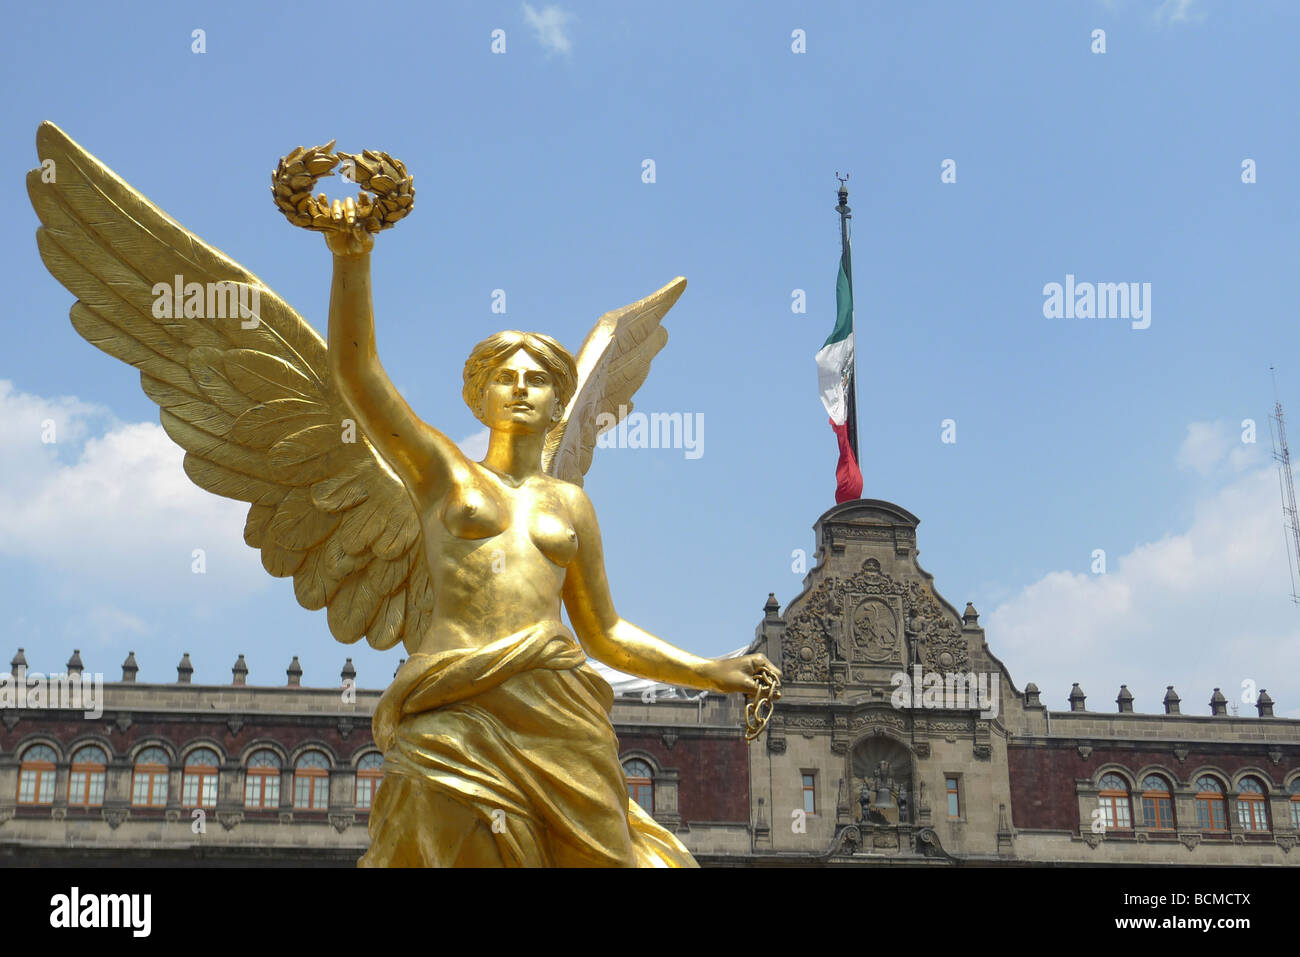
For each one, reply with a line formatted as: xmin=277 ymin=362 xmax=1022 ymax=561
xmin=480 ymin=348 xmax=558 ymax=434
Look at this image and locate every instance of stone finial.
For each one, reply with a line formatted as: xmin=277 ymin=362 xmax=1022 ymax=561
xmin=764 ymin=592 xmax=780 ymax=619
xmin=1024 ymin=682 xmax=1041 ymax=707
xmin=286 ymin=656 xmax=303 ymax=687
xmin=962 ymin=602 xmax=979 ymax=626
xmin=121 ymin=651 xmax=138 ymax=683
xmin=232 ymin=655 xmax=248 ymax=685
xmin=341 ymin=658 xmax=356 ymax=684
xmin=1256 ymin=689 xmax=1274 ymax=718
xmin=1116 ymin=685 xmax=1134 ymax=713
xmin=176 ymin=653 xmax=194 ymax=684
xmin=1209 ymin=687 xmax=1228 ymax=716
xmin=1163 ymin=686 xmax=1180 ymax=714
xmin=66 ymin=649 xmax=84 ymax=677
xmin=1068 ymin=683 xmax=1087 ymax=712
xmin=10 ymin=648 xmax=27 ymax=679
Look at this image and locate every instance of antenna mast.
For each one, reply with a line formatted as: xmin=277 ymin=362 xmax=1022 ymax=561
xmin=1268 ymin=367 xmax=1300 ymax=604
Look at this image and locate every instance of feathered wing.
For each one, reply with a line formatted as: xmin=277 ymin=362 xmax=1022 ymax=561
xmin=26 ymin=121 xmax=434 ymax=652
xmin=542 ymin=277 xmax=686 ymax=485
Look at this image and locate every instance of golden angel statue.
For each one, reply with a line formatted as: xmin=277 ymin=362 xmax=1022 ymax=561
xmin=26 ymin=122 xmax=780 ymax=867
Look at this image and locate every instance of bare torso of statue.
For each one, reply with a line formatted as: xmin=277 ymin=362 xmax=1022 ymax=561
xmin=422 ymin=464 xmax=577 ymax=654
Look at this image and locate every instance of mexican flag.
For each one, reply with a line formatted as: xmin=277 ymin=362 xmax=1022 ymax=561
xmin=816 ymin=249 xmax=862 ymax=503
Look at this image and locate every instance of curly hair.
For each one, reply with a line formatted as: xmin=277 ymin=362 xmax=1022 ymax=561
xmin=461 ymin=331 xmax=578 ymax=426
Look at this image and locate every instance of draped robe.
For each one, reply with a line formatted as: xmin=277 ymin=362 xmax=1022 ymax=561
xmin=359 ymin=619 xmax=698 ymax=867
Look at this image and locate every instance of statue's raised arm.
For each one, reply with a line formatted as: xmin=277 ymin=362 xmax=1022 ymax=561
xmin=323 ymin=223 xmax=466 ymax=503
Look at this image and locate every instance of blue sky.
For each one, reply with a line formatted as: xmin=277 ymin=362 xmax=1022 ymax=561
xmin=2 ymin=0 xmax=1298 ymax=717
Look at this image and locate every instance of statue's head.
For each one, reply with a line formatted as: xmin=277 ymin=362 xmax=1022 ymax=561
xmin=462 ymin=330 xmax=578 ymax=433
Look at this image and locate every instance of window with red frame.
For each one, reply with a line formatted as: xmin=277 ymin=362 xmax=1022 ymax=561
xmin=17 ymin=744 xmax=57 ymax=805
xmin=182 ymin=748 xmax=220 ymax=808
xmin=623 ymin=759 xmax=654 ymax=814
xmin=244 ymin=750 xmax=282 ymax=810
xmin=355 ymin=752 xmax=383 ymax=810
xmin=1195 ymin=776 xmax=1227 ymax=832
xmin=1236 ymin=777 xmax=1269 ymax=832
xmin=67 ymin=745 xmax=108 ymax=807
xmin=1140 ymin=774 xmax=1175 ymax=830
xmin=294 ymin=751 xmax=330 ymax=810
xmin=131 ymin=747 xmax=170 ymax=807
xmin=1097 ymin=773 xmax=1132 ymax=829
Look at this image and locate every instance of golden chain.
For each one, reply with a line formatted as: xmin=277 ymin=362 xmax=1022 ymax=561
xmin=744 ymin=666 xmax=782 ymax=741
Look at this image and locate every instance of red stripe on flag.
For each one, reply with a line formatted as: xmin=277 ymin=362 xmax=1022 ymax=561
xmin=830 ymin=418 xmax=862 ymax=503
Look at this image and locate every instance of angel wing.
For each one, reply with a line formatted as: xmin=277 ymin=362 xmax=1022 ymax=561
xmin=542 ymin=277 xmax=686 ymax=484
xmin=27 ymin=122 xmax=433 ymax=652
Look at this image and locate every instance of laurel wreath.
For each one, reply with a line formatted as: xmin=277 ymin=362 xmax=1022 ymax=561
xmin=271 ymin=141 xmax=415 ymax=233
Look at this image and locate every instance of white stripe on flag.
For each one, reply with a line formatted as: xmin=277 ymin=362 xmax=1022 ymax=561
xmin=816 ymin=333 xmax=854 ymax=425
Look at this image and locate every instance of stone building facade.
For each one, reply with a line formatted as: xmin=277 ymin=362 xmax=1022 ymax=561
xmin=1 ymin=499 xmax=1297 ymax=866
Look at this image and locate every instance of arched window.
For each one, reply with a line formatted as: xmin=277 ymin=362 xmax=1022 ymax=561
xmin=17 ymin=744 xmax=57 ymax=805
xmin=1195 ymin=775 xmax=1227 ymax=832
xmin=355 ymin=753 xmax=383 ymax=810
xmin=182 ymin=748 xmax=220 ymax=808
xmin=623 ymin=759 xmax=654 ymax=814
xmin=1139 ymin=774 xmax=1175 ymax=830
xmin=1236 ymin=777 xmax=1269 ymax=832
xmin=1097 ymin=773 xmax=1132 ymax=829
xmin=132 ymin=747 xmax=169 ymax=807
xmin=1290 ymin=779 xmax=1300 ymax=830
xmin=67 ymin=745 xmax=108 ymax=807
xmin=293 ymin=751 xmax=330 ymax=810
xmin=243 ymin=750 xmax=282 ymax=810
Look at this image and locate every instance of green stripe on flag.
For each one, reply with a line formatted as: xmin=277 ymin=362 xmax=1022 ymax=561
xmin=824 ymin=251 xmax=853 ymax=347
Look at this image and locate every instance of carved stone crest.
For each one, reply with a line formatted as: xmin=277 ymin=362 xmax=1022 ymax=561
xmin=849 ymin=597 xmax=900 ymax=663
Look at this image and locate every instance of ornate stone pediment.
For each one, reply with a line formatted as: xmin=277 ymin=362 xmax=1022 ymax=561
xmin=781 ymin=555 xmax=966 ymax=685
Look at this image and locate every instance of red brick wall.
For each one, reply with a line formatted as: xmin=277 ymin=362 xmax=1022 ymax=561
xmin=616 ymin=732 xmax=749 ymax=822
xmin=2 ymin=717 xmax=370 ymax=764
xmin=1008 ymin=742 xmax=1299 ymax=831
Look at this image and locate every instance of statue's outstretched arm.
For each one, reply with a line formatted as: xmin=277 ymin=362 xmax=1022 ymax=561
xmin=560 ymin=484 xmax=775 ymax=695
xmin=326 ymin=230 xmax=466 ymax=499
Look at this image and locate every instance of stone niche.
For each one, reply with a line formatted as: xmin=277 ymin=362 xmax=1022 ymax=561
xmin=849 ymin=735 xmax=915 ymax=826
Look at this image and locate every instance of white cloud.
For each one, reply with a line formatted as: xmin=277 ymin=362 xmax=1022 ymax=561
xmin=523 ymin=3 xmax=575 ymax=56
xmin=458 ymin=428 xmax=490 ymax=461
xmin=0 ymin=381 xmax=266 ymax=596
xmin=1096 ymin=0 xmax=1208 ymax=25
xmin=1153 ymin=0 xmax=1207 ymax=25
xmin=986 ymin=459 xmax=1300 ymax=718
xmin=1176 ymin=419 xmax=1256 ymax=476
xmin=62 ymin=605 xmax=151 ymax=648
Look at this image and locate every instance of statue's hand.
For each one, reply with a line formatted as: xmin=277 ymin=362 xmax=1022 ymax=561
xmin=706 ymin=654 xmax=782 ymax=695
xmin=322 ymin=198 xmax=376 ymax=257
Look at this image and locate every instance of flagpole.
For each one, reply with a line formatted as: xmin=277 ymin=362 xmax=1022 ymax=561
xmin=835 ymin=175 xmax=861 ymax=472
